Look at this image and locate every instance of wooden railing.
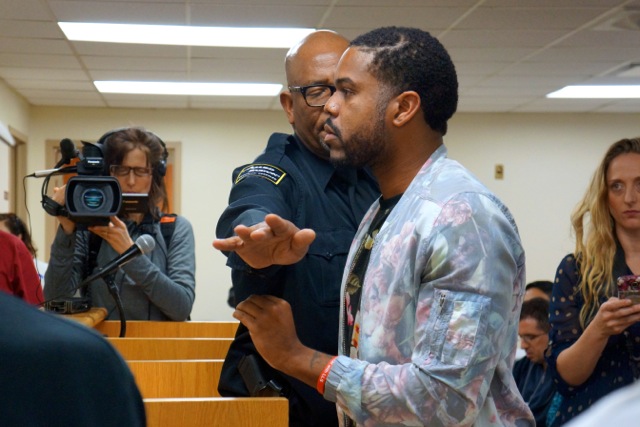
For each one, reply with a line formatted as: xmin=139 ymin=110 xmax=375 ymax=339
xmin=96 ymin=320 xmax=239 ymax=338
xmin=126 ymin=359 xmax=223 ymax=398
xmin=107 ymin=337 xmax=232 ymax=360
xmin=144 ymin=397 xmax=288 ymax=427
xmin=98 ymin=320 xmax=287 ymax=427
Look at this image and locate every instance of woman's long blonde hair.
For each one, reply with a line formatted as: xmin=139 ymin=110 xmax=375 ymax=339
xmin=572 ymin=137 xmax=640 ymax=327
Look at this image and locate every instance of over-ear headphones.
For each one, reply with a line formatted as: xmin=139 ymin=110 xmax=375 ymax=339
xmin=97 ymin=127 xmax=169 ymax=177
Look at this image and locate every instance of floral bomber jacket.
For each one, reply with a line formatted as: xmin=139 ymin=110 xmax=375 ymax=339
xmin=324 ymin=145 xmax=534 ymax=427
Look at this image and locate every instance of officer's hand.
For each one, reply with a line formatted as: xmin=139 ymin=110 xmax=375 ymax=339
xmin=212 ymin=213 xmax=315 ymax=269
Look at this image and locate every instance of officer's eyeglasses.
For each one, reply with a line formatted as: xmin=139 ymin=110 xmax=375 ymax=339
xmin=288 ymin=84 xmax=336 ymax=107
xmin=110 ymin=165 xmax=152 ymax=177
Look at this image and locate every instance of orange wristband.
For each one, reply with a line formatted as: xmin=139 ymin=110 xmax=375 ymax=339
xmin=316 ymin=356 xmax=338 ymax=395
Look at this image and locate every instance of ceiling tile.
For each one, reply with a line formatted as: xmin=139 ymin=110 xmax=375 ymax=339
xmin=0 ymin=0 xmax=637 ymax=112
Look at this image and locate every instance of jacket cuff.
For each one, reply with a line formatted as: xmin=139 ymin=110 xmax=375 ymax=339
xmin=323 ymin=355 xmax=351 ymax=402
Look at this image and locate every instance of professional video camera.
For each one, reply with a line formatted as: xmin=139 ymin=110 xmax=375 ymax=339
xmin=37 ymin=138 xmax=146 ymax=226
xmin=64 ymin=140 xmax=121 ymax=225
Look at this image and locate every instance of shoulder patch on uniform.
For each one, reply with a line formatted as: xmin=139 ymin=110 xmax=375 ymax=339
xmin=235 ymin=164 xmax=287 ymax=185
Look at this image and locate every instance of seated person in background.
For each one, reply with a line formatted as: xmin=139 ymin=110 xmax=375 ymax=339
xmin=0 ymin=291 xmax=145 ymax=426
xmin=547 ymin=137 xmax=640 ymax=426
xmin=0 ymin=231 xmax=43 ymax=305
xmin=516 ymin=280 xmax=554 ymax=359
xmin=513 ymin=298 xmax=556 ymax=427
xmin=524 ymin=280 xmax=553 ymax=301
xmin=44 ymin=127 xmax=196 ymax=320
xmin=0 ymin=212 xmax=48 ymax=286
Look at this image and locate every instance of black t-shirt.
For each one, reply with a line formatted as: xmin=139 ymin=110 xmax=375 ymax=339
xmin=344 ymin=194 xmax=402 ymax=356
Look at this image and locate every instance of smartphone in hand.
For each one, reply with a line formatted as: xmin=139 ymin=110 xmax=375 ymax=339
xmin=617 ymin=275 xmax=640 ymax=304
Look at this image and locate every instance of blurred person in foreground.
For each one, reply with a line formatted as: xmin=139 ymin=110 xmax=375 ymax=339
xmin=562 ymin=379 xmax=640 ymax=427
xmin=0 ymin=290 xmax=145 ymax=426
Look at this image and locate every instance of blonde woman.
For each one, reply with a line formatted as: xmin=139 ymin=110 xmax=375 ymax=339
xmin=547 ymin=137 xmax=640 ymax=426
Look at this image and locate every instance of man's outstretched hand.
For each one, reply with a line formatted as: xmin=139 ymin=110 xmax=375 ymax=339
xmin=212 ymin=213 xmax=316 ymax=269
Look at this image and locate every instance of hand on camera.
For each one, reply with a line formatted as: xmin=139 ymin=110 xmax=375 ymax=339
xmin=52 ymin=185 xmax=76 ymax=235
xmin=88 ymin=216 xmax=135 ymax=255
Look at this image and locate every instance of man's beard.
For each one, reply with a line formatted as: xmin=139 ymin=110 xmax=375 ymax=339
xmin=327 ymin=110 xmax=387 ymax=170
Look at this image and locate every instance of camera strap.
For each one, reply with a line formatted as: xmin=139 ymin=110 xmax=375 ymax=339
xmin=81 ymin=232 xmax=103 ymax=299
xmin=159 ymin=214 xmax=177 ymax=249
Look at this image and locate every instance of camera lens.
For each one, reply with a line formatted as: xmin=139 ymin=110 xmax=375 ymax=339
xmin=81 ymin=188 xmax=105 ymax=210
xmin=65 ymin=176 xmax=122 ymax=224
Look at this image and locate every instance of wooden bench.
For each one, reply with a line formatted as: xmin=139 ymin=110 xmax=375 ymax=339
xmin=96 ymin=320 xmax=239 ymax=338
xmin=144 ymin=397 xmax=288 ymax=427
xmin=108 ymin=337 xmax=232 ymax=360
xmin=127 ymin=359 xmax=223 ymax=398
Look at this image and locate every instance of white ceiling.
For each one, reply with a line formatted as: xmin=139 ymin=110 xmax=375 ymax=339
xmin=1 ymin=0 xmax=640 ymax=113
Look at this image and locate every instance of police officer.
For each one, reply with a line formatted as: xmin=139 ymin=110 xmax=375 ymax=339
xmin=214 ymin=30 xmax=379 ymax=427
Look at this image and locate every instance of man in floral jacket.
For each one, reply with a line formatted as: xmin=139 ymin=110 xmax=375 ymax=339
xmin=222 ymin=26 xmax=534 ymax=427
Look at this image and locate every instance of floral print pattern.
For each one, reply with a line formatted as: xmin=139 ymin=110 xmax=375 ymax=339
xmin=324 ymin=145 xmax=534 ymax=427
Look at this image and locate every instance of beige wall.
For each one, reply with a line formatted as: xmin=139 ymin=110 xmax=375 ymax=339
xmin=0 ymin=81 xmax=30 ymax=221
xmin=0 ymin=80 xmax=30 ymax=135
xmin=446 ymin=113 xmax=640 ymax=286
xmin=1 ymin=90 xmax=639 ymax=320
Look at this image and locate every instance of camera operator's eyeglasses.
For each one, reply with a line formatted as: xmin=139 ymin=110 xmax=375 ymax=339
xmin=110 ymin=165 xmax=152 ymax=177
xmin=288 ymin=84 xmax=336 ymax=107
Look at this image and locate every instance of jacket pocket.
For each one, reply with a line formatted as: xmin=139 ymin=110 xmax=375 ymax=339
xmin=428 ymin=288 xmax=489 ymax=366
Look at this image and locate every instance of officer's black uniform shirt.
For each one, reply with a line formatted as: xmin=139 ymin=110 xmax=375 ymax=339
xmin=217 ymin=132 xmax=379 ymax=427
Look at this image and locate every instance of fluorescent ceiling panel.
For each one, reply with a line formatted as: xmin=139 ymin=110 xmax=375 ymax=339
xmin=59 ymin=23 xmax=315 ymax=48
xmin=547 ymin=85 xmax=640 ymax=98
xmin=95 ymin=81 xmax=283 ymax=96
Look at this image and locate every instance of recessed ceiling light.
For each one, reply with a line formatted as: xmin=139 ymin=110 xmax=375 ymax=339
xmin=94 ymin=81 xmax=283 ymax=96
xmin=546 ymin=85 xmax=640 ymax=98
xmin=59 ymin=22 xmax=315 ymax=48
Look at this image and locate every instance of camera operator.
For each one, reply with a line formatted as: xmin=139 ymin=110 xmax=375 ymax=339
xmin=44 ymin=127 xmax=196 ymax=321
